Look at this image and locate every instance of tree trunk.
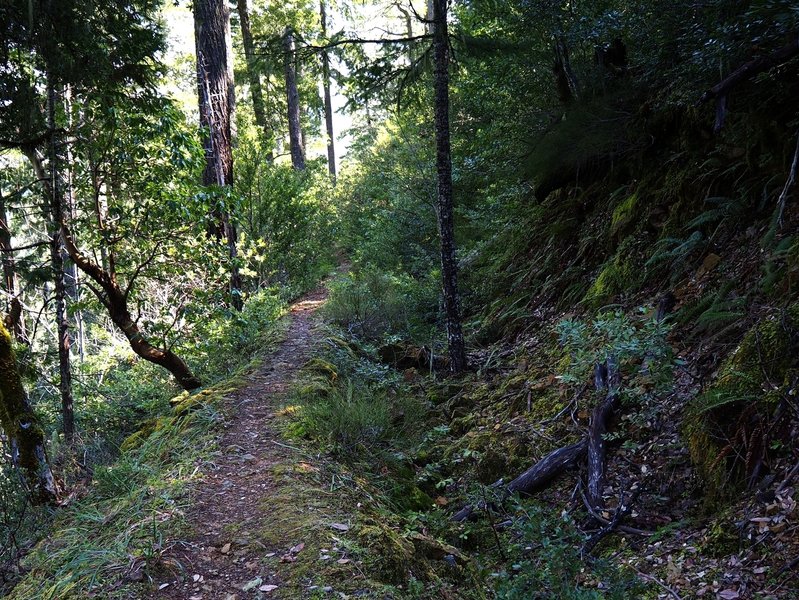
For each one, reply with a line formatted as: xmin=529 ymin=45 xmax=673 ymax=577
xmin=432 ymin=0 xmax=467 ymax=372
xmin=63 ymin=85 xmax=83 ymax=360
xmin=320 ymin=0 xmax=336 ymax=182
xmin=194 ymin=0 xmax=243 ymax=310
xmin=236 ymin=0 xmax=273 ymax=160
xmin=0 ymin=190 xmax=27 ymax=343
xmin=46 ymin=77 xmax=75 ymax=442
xmin=553 ymin=34 xmax=579 ymax=104
xmin=62 ymin=226 xmax=204 ymax=391
xmin=586 ymin=360 xmax=620 ymax=510
xmin=284 ymin=27 xmax=306 ymax=171
xmin=0 ymin=322 xmax=58 ymax=504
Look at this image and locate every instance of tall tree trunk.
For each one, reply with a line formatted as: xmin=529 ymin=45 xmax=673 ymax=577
xmin=320 ymin=0 xmax=336 ymax=181
xmin=0 ymin=322 xmax=58 ymax=504
xmin=283 ymin=27 xmax=306 ymax=170
xmin=63 ymin=85 xmax=83 ymax=360
xmin=46 ymin=77 xmax=75 ymax=442
xmin=553 ymin=34 xmax=579 ymax=104
xmin=194 ymin=0 xmax=243 ymax=310
xmin=236 ymin=0 xmax=273 ymax=160
xmin=432 ymin=0 xmax=467 ymax=372
xmin=0 ymin=190 xmax=27 ymax=343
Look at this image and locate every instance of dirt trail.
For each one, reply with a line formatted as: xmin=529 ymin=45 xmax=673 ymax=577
xmin=156 ymin=288 xmax=329 ymax=600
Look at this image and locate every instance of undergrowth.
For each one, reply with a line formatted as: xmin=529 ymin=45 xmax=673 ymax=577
xmin=8 ymin=390 xmax=224 ymax=599
xmin=3 ymin=295 xmax=289 ymax=599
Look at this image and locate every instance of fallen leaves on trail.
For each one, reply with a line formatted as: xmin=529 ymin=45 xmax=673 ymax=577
xmin=281 ymin=542 xmax=305 ymax=562
xmin=241 ymin=577 xmax=262 ymax=591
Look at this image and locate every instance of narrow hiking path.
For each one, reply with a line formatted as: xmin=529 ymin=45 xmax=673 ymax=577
xmin=155 ymin=287 xmax=341 ymax=600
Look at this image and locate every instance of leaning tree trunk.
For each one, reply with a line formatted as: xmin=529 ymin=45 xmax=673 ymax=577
xmin=320 ymin=0 xmax=336 ymax=181
xmin=62 ymin=229 xmax=203 ymax=391
xmin=283 ymin=27 xmax=306 ymax=171
xmin=194 ymin=0 xmax=243 ymax=310
xmin=45 ymin=76 xmax=75 ymax=442
xmin=0 ymin=322 xmax=58 ymax=504
xmin=236 ymin=0 xmax=273 ymax=159
xmin=432 ymin=0 xmax=467 ymax=372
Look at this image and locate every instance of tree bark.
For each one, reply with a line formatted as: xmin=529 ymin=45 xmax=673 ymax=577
xmin=586 ymin=359 xmax=620 ymax=510
xmin=284 ymin=27 xmax=306 ymax=171
xmin=61 ymin=225 xmax=203 ymax=391
xmin=320 ymin=0 xmax=336 ymax=182
xmin=432 ymin=0 xmax=467 ymax=372
xmin=698 ymin=35 xmax=799 ymax=132
xmin=194 ymin=0 xmax=243 ymax=310
xmin=46 ymin=77 xmax=75 ymax=442
xmin=236 ymin=0 xmax=273 ymax=160
xmin=0 ymin=190 xmax=27 ymax=343
xmin=553 ymin=34 xmax=579 ymax=104
xmin=452 ymin=441 xmax=586 ymax=521
xmin=0 ymin=322 xmax=58 ymax=504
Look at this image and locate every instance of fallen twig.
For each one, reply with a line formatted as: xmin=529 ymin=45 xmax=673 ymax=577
xmin=635 ymin=569 xmax=684 ymax=600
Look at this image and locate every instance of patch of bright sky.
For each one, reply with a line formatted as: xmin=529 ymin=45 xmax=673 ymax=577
xmin=159 ymin=1 xmax=425 ymax=166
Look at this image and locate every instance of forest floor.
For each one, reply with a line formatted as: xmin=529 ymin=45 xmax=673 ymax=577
xmin=152 ymin=286 xmax=355 ymax=600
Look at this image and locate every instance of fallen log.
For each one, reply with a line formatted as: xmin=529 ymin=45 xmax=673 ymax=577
xmin=506 ymin=440 xmax=587 ymax=496
xmin=452 ymin=436 xmax=588 ymax=522
xmin=452 ymin=300 xmax=674 ymax=524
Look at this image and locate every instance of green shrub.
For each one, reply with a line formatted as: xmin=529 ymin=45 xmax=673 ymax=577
xmin=293 ymin=374 xmax=424 ymax=456
xmin=324 ymin=268 xmax=440 ymax=343
xmin=497 ymin=506 xmax=645 ymax=599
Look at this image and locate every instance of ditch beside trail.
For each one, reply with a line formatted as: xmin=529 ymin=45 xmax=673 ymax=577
xmin=155 ymin=286 xmax=345 ymax=600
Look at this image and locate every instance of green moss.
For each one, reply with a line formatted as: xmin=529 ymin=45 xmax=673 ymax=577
xmin=119 ymin=417 xmax=170 ymax=452
xmin=582 ymin=255 xmax=637 ymax=308
xmin=356 ymin=521 xmax=416 ymax=584
xmin=0 ymin=323 xmax=52 ymax=498
xmin=303 ymin=357 xmax=339 ymax=381
xmin=685 ymin=304 xmax=799 ymax=503
xmin=611 ymin=191 xmax=639 ymax=237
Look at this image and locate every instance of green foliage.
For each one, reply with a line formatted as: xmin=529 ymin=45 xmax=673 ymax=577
xmin=496 ymin=505 xmax=645 ymax=599
xmin=323 ymin=269 xmax=440 ymax=343
xmin=236 ymin=151 xmax=336 ymax=295
xmin=645 ymin=231 xmax=705 ymax=278
xmin=7 ymin=387 xmax=224 ymax=600
xmin=184 ymin=288 xmax=286 ymax=380
xmin=290 ymin=338 xmax=425 ymax=456
xmin=685 ymin=304 xmax=799 ymax=502
xmin=556 ymin=309 xmax=673 ymax=389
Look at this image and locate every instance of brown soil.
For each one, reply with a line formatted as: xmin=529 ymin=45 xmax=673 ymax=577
xmin=153 ymin=288 xmax=333 ymax=600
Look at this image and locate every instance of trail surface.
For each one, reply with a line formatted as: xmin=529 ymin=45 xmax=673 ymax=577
xmin=156 ymin=288 xmax=330 ymax=599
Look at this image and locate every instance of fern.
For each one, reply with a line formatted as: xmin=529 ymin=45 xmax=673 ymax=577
xmin=678 ymin=280 xmax=735 ymax=323
xmin=678 ymin=280 xmax=747 ymax=336
xmin=645 ymin=230 xmax=705 ymax=272
xmin=684 ymin=196 xmax=747 ymax=230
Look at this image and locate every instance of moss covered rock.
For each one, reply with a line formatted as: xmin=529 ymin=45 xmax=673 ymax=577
xmin=685 ymin=304 xmax=799 ymax=503
xmin=356 ymin=521 xmax=416 ymax=584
